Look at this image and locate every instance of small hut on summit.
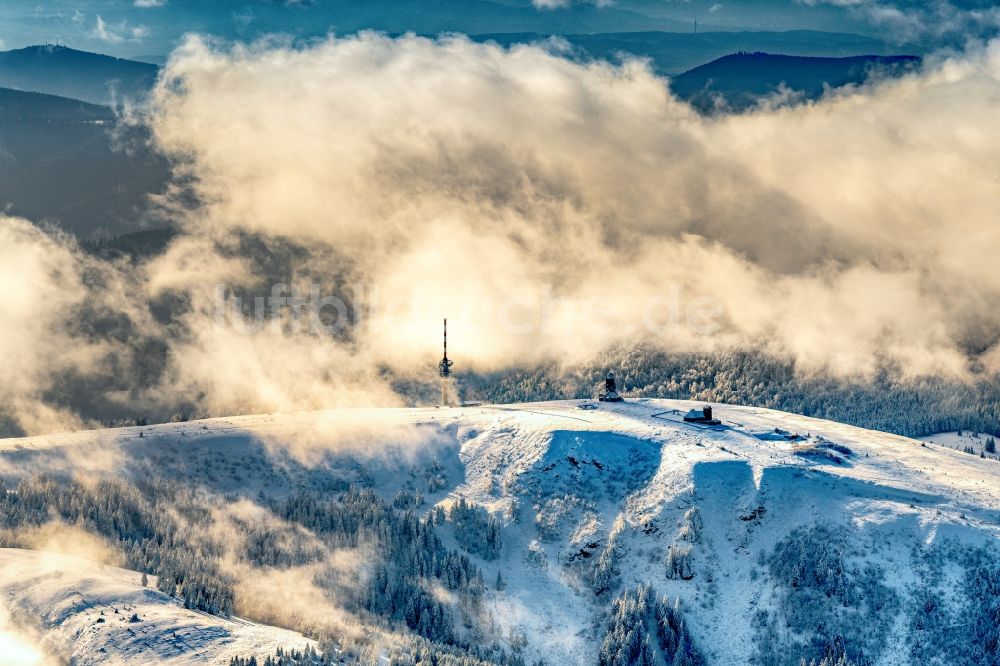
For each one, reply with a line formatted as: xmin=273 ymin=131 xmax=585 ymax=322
xmin=684 ymin=405 xmax=721 ymax=425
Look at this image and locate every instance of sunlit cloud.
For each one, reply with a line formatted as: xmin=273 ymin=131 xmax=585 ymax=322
xmin=3 ymin=34 xmax=1000 ymax=435
xmin=147 ymin=34 xmax=1000 ymax=376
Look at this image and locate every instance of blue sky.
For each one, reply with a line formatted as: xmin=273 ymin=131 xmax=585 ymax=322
xmin=0 ymin=1 xmax=996 ymax=58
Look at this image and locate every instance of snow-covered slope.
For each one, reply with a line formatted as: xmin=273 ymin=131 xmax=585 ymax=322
xmin=0 ymin=549 xmax=315 ymax=665
xmin=919 ymin=429 xmax=998 ymax=457
xmin=441 ymin=400 xmax=1000 ymax=664
xmin=1 ymin=399 xmax=999 ymax=664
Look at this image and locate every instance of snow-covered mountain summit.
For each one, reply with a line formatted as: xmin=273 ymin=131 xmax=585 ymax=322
xmin=1 ymin=399 xmax=998 ymax=665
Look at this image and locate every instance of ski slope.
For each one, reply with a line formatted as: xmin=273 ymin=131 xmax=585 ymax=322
xmin=1 ymin=399 xmax=999 ymax=664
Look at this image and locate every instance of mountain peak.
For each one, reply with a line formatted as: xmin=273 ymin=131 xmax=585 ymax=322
xmin=0 ymin=44 xmax=157 ymax=105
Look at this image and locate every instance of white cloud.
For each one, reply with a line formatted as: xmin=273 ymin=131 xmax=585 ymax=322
xmin=134 ymin=0 xmax=167 ymax=6
xmin=801 ymin=0 xmax=1000 ymax=44
xmin=0 ymin=219 xmax=104 ymax=434
xmin=144 ymin=34 xmax=1000 ymax=378
xmin=532 ymin=0 xmax=613 ymax=9
xmin=92 ymin=15 xmax=150 ymax=44
xmin=5 ymin=34 xmax=1000 ymax=434
xmin=92 ymin=16 xmax=121 ymax=43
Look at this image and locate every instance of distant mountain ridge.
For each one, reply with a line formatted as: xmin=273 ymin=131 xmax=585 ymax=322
xmin=669 ymin=51 xmax=921 ymax=112
xmin=470 ymin=30 xmax=923 ymax=75
xmin=0 ymin=44 xmax=157 ymax=106
xmin=0 ymin=86 xmax=111 ymax=121
xmin=0 ymin=33 xmax=917 ymax=107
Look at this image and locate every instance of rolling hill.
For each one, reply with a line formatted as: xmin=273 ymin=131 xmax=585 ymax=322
xmin=0 ymin=45 xmax=158 ymax=106
xmin=0 ymin=399 xmax=998 ymax=664
xmin=669 ymin=52 xmax=922 ymax=112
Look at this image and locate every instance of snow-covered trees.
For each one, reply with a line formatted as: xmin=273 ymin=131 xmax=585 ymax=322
xmin=425 ymin=459 xmax=448 ymax=493
xmin=278 ymin=488 xmax=485 ymax=643
xmin=156 ymin=560 xmax=234 ymax=615
xmin=593 ymin=546 xmax=619 ymax=598
xmin=903 ymin=543 xmax=1000 ymax=665
xmin=655 ymin=596 xmax=703 ymax=666
xmin=599 ymin=585 xmax=657 ymax=666
xmin=594 ymin=517 xmax=626 ymax=596
xmin=599 ymin=585 xmax=703 ymax=666
xmin=665 ymin=544 xmax=694 ymax=581
xmin=229 ymin=644 xmax=332 ymax=666
xmin=448 ymin=498 xmax=503 ymax=560
xmin=366 ymin=562 xmax=456 ymax=643
xmin=762 ymin=525 xmax=898 ymax=666
xmin=678 ymin=507 xmax=702 ymax=544
xmin=304 ymin=630 xmax=537 ymax=666
xmin=664 ymin=508 xmax=702 ymax=581
xmin=966 ymin=557 xmax=1000 ymax=665
xmin=798 ymin=636 xmax=859 ymax=666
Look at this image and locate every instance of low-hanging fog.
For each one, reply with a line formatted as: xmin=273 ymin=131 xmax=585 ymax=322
xmin=3 ymin=33 xmax=1000 ymax=436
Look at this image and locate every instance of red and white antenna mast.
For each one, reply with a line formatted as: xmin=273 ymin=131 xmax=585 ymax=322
xmin=438 ymin=318 xmax=454 ymax=406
